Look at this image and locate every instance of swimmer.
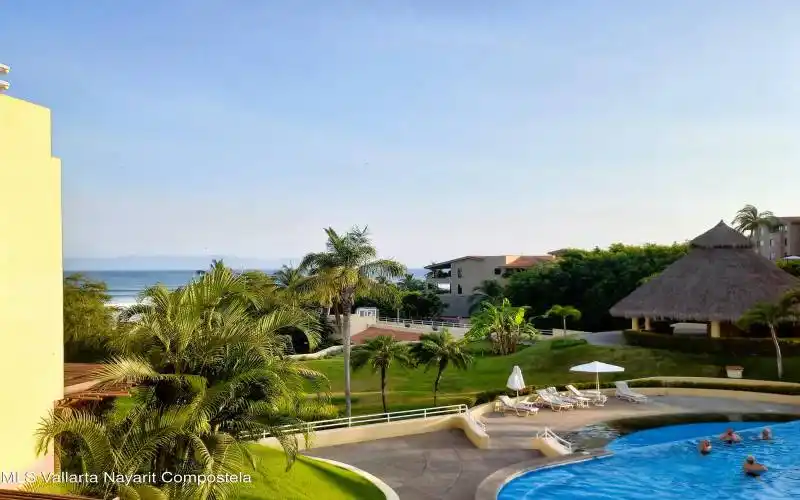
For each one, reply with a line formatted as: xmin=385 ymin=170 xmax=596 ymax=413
xmin=720 ymin=428 xmax=741 ymax=444
xmin=743 ymin=455 xmax=767 ymax=477
xmin=698 ymin=439 xmax=712 ymax=455
xmin=761 ymin=428 xmax=772 ymax=440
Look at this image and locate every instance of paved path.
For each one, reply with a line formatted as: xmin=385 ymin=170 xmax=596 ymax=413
xmin=580 ymin=330 xmax=624 ymax=346
xmin=303 ymin=429 xmax=539 ymax=500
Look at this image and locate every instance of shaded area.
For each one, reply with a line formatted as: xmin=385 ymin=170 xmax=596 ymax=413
xmin=303 ymin=429 xmax=539 ymax=500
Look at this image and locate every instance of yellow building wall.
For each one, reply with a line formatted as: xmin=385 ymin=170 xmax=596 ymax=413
xmin=0 ymin=95 xmax=64 ymax=479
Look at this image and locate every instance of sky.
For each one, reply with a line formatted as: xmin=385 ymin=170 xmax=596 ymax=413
xmin=3 ymin=1 xmax=800 ymax=268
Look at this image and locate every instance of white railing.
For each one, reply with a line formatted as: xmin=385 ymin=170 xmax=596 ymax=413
xmin=377 ymin=317 xmax=471 ymax=329
xmin=255 ymin=404 xmax=475 ymax=439
xmin=536 ymin=427 xmax=573 ymax=453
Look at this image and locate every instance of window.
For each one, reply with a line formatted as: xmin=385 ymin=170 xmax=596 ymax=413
xmin=457 ymin=284 xmax=463 ymax=295
xmin=769 ymin=239 xmax=773 ymax=247
xmin=457 ymin=267 xmax=463 ymax=278
xmin=785 ymin=238 xmax=789 ymax=246
xmin=493 ymin=267 xmax=501 ymax=275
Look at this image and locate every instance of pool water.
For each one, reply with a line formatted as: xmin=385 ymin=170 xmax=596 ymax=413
xmin=499 ymin=420 xmax=800 ymax=499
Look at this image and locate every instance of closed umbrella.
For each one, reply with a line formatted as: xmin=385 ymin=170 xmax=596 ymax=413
xmin=569 ymin=361 xmax=624 ymax=393
xmin=506 ymin=365 xmax=526 ymax=398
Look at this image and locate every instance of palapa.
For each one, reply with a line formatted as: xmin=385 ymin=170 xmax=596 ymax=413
xmin=609 ymin=220 xmax=800 ymax=322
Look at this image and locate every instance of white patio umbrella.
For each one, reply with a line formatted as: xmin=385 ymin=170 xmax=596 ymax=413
xmin=506 ymin=365 xmax=526 ymax=398
xmin=569 ymin=361 xmax=624 ymax=393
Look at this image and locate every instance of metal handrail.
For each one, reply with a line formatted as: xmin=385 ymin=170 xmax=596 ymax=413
xmin=377 ymin=317 xmax=471 ymax=328
xmin=254 ymin=404 xmax=471 ymax=439
xmin=536 ymin=427 xmax=573 ymax=453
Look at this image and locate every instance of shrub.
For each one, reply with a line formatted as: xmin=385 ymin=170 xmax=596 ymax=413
xmin=549 ymin=337 xmax=588 ymax=350
xmin=622 ymin=330 xmax=800 ymax=357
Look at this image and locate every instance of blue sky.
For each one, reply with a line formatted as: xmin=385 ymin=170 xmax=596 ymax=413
xmin=4 ymin=1 xmax=800 ymax=267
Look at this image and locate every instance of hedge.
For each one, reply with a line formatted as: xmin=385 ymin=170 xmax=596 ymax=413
xmin=472 ymin=378 xmax=800 ymax=405
xmin=622 ymin=329 xmax=800 ymax=357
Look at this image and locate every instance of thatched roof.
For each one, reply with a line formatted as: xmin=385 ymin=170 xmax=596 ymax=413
xmin=609 ymin=221 xmax=800 ymax=322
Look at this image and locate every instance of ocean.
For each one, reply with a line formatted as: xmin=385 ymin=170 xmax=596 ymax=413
xmin=68 ymin=269 xmax=429 ymax=307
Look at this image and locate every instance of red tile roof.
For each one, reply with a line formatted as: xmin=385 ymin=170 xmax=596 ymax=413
xmin=351 ymin=327 xmax=421 ymax=344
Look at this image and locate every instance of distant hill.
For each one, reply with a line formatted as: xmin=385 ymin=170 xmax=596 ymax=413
xmin=63 ymin=256 xmax=299 ymax=271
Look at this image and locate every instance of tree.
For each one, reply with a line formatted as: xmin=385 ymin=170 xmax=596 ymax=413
xmin=732 ymin=204 xmax=779 ymax=239
xmin=505 ymin=243 xmax=689 ymax=331
xmin=411 ymin=330 xmax=473 ymax=405
xmin=63 ymin=273 xmax=115 ymax=362
xmin=351 ymin=335 xmax=413 ymax=413
xmin=468 ymin=279 xmax=505 ymax=313
xmin=738 ymin=289 xmax=800 ymax=380
xmin=544 ymin=304 xmax=582 ymax=336
xmin=466 ymin=298 xmax=538 ymax=355
xmin=300 ymin=226 xmax=406 ymax=417
xmin=401 ymin=290 xmax=444 ymax=319
xmin=397 ymin=273 xmax=426 ymax=292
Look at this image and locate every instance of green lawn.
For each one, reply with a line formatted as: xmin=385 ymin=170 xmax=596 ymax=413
xmin=302 ymin=338 xmax=800 ymax=415
xmin=238 ymin=445 xmax=384 ymax=500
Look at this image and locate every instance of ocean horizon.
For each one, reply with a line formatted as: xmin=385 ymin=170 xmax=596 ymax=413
xmin=67 ymin=268 xmax=429 ymax=307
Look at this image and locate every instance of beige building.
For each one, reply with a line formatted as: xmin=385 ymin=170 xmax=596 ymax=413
xmin=753 ymin=216 xmax=800 ymax=261
xmin=425 ymin=255 xmax=554 ymax=316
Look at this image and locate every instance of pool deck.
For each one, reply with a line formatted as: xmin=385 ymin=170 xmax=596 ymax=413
xmin=485 ymin=395 xmax=800 ymax=449
xmin=304 ymin=395 xmax=800 ymax=499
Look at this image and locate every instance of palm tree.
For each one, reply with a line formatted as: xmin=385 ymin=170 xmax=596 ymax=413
xmin=732 ymin=204 xmax=780 ymax=240
xmin=466 ymin=298 xmax=538 ymax=355
xmin=468 ymin=279 xmax=505 ymax=313
xmin=397 ymin=273 xmax=425 ymax=292
xmin=411 ymin=330 xmax=473 ymax=405
xmin=544 ymin=304 xmax=582 ymax=336
xmin=300 ymin=226 xmax=406 ymax=417
xmin=738 ymin=289 xmax=800 ymax=380
xmin=351 ymin=335 xmax=414 ymax=413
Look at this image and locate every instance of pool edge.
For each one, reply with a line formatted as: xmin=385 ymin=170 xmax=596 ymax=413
xmin=474 ymin=449 xmax=613 ymax=500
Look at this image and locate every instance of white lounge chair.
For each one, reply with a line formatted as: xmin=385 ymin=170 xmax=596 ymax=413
xmin=615 ymin=381 xmax=648 ymax=403
xmin=535 ymin=389 xmax=574 ymax=412
xmin=498 ymin=395 xmax=539 ymax=416
xmin=566 ymin=384 xmax=608 ymax=406
xmin=547 ymin=386 xmax=590 ymax=408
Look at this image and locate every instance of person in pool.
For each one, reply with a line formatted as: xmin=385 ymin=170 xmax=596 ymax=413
xmin=720 ymin=428 xmax=741 ymax=444
xmin=761 ymin=428 xmax=772 ymax=440
xmin=698 ymin=439 xmax=712 ymax=455
xmin=743 ymin=455 xmax=767 ymax=477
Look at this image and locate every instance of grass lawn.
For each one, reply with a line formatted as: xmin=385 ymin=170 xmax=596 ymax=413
xmin=302 ymin=338 xmax=800 ymax=415
xmin=237 ymin=445 xmax=384 ymax=500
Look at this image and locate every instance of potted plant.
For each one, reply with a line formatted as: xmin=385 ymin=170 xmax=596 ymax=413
xmin=725 ymin=365 xmax=744 ymax=379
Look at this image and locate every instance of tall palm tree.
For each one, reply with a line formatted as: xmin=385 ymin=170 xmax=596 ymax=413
xmin=468 ymin=279 xmax=505 ymax=313
xmin=732 ymin=204 xmax=780 ymax=240
xmin=397 ymin=273 xmax=425 ymax=292
xmin=351 ymin=335 xmax=413 ymax=413
xmin=300 ymin=226 xmax=406 ymax=417
xmin=466 ymin=298 xmax=538 ymax=355
xmin=738 ymin=289 xmax=800 ymax=380
xmin=544 ymin=304 xmax=582 ymax=336
xmin=411 ymin=330 xmax=474 ymax=405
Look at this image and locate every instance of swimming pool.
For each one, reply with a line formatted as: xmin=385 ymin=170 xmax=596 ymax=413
xmin=498 ymin=420 xmax=800 ymax=499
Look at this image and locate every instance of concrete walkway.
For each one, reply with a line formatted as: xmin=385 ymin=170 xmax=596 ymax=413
xmin=303 ymin=429 xmax=538 ymax=500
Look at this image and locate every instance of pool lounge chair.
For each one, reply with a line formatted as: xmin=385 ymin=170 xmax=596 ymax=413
xmin=566 ymin=384 xmax=608 ymax=406
xmin=498 ymin=395 xmax=540 ymax=416
xmin=535 ymin=389 xmax=574 ymax=412
xmin=615 ymin=381 xmax=648 ymax=403
xmin=546 ymin=386 xmax=590 ymax=408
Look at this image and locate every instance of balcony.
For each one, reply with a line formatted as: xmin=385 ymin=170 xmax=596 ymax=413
xmin=425 ymin=269 xmax=451 ymax=282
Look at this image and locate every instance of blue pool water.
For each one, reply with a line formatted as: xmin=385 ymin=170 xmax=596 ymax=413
xmin=499 ymin=420 xmax=800 ymax=499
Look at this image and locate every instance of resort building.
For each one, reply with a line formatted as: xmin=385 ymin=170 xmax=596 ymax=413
xmin=753 ymin=216 xmax=800 ymax=260
xmin=426 ymin=254 xmax=554 ymax=317
xmin=0 ymin=92 xmax=65 ymax=484
xmin=610 ymin=220 xmax=800 ymax=337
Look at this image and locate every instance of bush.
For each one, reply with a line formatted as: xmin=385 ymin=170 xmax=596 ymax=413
xmin=549 ymin=338 xmax=588 ymax=350
xmin=622 ymin=330 xmax=800 ymax=357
